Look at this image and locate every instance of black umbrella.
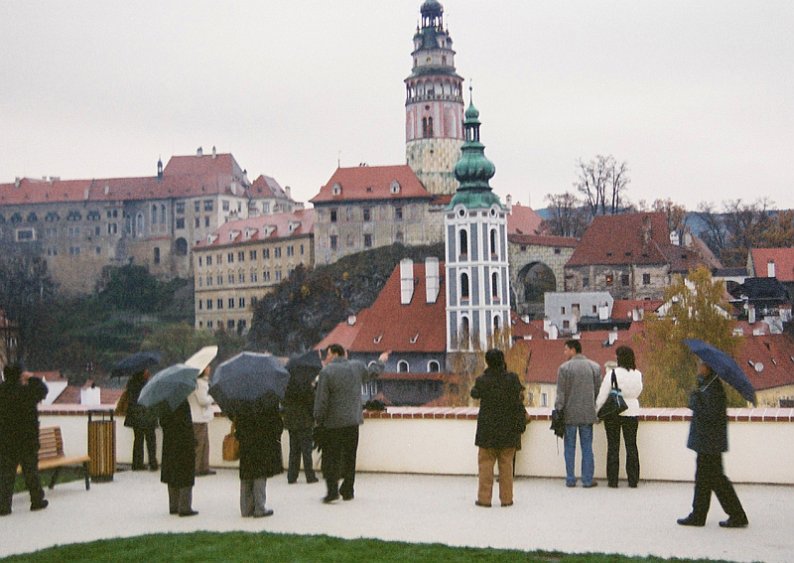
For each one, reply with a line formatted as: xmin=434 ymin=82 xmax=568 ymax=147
xmin=209 ymin=352 xmax=290 ymax=417
xmin=111 ymin=351 xmax=161 ymax=378
xmin=286 ymin=350 xmax=323 ymax=375
xmin=683 ymin=339 xmax=757 ymax=405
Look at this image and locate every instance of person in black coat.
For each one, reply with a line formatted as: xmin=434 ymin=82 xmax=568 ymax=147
xmin=470 ymin=349 xmax=526 ymax=508
xmin=677 ymin=360 xmax=748 ymax=528
xmin=160 ymin=400 xmax=197 ymax=516
xmin=124 ymin=369 xmax=158 ymax=471
xmin=0 ymin=365 xmax=49 ymax=516
xmin=235 ymin=394 xmax=283 ymax=517
xmin=284 ymin=360 xmax=319 ymax=484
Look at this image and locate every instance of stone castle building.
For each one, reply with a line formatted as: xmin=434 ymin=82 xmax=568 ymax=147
xmin=0 ymin=148 xmax=297 ymax=294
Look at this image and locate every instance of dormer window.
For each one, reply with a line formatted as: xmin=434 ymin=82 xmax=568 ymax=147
xmin=409 ymin=333 xmax=419 ymax=344
xmin=373 ymin=334 xmax=383 ymax=344
xmin=390 ymin=180 xmax=401 ymax=194
xmin=332 ymin=183 xmax=342 ymax=196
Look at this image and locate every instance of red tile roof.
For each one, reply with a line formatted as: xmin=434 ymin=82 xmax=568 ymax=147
xmin=193 ymin=209 xmax=314 ymax=249
xmin=510 ymin=315 xmax=547 ymax=340
xmin=315 ymin=310 xmax=369 ymax=352
xmin=611 ymin=299 xmax=664 ymax=320
xmin=506 ymin=202 xmax=543 ymax=235
xmin=750 ymin=248 xmax=794 ymax=282
xmin=349 ymin=260 xmax=447 ymax=354
xmin=250 ymin=175 xmax=289 ymax=199
xmin=567 ymin=212 xmax=670 ymax=266
xmin=52 ymin=383 xmax=125 ymax=406
xmin=519 ymin=338 xmax=631 ymax=385
xmin=736 ymin=334 xmax=794 ymax=391
xmin=310 ymin=165 xmax=431 ymax=203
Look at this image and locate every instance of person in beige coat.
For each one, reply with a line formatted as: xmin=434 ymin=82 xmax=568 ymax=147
xmin=595 ymin=345 xmax=643 ymax=488
xmin=188 ymin=368 xmax=215 ymax=476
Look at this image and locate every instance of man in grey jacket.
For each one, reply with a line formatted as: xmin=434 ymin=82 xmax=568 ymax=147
xmin=314 ymin=344 xmax=389 ymax=503
xmin=555 ymin=339 xmax=601 ymax=488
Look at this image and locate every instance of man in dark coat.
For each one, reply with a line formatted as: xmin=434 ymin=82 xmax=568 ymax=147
xmin=470 ymin=349 xmax=525 ymax=507
xmin=0 ymin=364 xmax=49 ymax=515
xmin=284 ymin=352 xmax=320 ymax=484
xmin=677 ymin=360 xmax=748 ymax=528
xmin=124 ymin=368 xmax=158 ymax=471
xmin=160 ymin=400 xmax=197 ymax=516
xmin=314 ymin=344 xmax=388 ymax=503
xmin=235 ymin=395 xmax=283 ymax=517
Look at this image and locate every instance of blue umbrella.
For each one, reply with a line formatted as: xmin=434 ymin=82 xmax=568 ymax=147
xmin=111 ymin=350 xmax=161 ymax=378
xmin=138 ymin=363 xmax=200 ymax=412
xmin=209 ymin=352 xmax=289 ymax=417
xmin=683 ymin=339 xmax=757 ymax=405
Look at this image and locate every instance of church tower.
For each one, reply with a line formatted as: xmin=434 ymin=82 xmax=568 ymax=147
xmin=405 ymin=0 xmax=465 ymax=196
xmin=445 ymin=92 xmax=511 ymax=351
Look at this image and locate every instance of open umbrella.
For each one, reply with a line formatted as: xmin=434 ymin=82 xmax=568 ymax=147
xmin=184 ymin=345 xmax=218 ymax=373
xmin=286 ymin=349 xmax=323 ymax=375
xmin=138 ymin=363 xmax=200 ymax=414
xmin=111 ymin=351 xmax=161 ymax=378
xmin=209 ymin=352 xmax=289 ymax=417
xmin=683 ymin=339 xmax=757 ymax=405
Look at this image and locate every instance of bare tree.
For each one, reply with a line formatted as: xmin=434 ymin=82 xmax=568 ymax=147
xmin=651 ymin=198 xmax=689 ymax=234
xmin=574 ymin=155 xmax=630 ymax=218
xmin=541 ymin=191 xmax=588 ymax=238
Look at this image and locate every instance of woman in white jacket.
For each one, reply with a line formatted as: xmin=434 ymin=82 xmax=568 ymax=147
xmin=595 ymin=345 xmax=643 ymax=488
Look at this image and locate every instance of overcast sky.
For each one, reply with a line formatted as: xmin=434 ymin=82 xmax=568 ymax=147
xmin=1 ymin=1 xmax=792 ymax=211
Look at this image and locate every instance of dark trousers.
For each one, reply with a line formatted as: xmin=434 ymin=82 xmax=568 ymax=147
xmin=287 ymin=427 xmax=316 ymax=483
xmin=132 ymin=427 xmax=157 ymax=469
xmin=0 ymin=447 xmax=45 ymax=513
xmin=604 ymin=415 xmax=640 ymax=487
xmin=691 ymin=453 xmax=746 ymax=521
xmin=322 ymin=425 xmax=359 ymax=498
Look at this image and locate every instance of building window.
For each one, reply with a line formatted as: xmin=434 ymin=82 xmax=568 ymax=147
xmin=287 ymin=246 xmax=294 ymax=257
xmin=251 ymin=272 xmax=258 ymax=282
xmin=227 ymin=320 xmax=235 ymax=330
xmin=228 ymin=273 xmax=235 ymax=284
xmin=275 ymin=271 xmax=282 ymax=281
xmin=204 ymin=216 xmax=210 ymax=227
xmin=239 ymin=297 xmax=245 ymax=308
xmin=490 ymin=229 xmax=497 ymax=256
xmin=621 ymin=274 xmax=630 ymax=286
xmin=395 ymin=207 xmax=403 ymax=221
xmin=206 ymin=276 xmax=212 ymax=287
xmin=397 ymin=360 xmax=409 ymax=373
xmin=154 ymin=247 xmax=160 ymax=264
xmin=264 ymin=271 xmax=271 ymax=281
xmin=222 ymin=200 xmax=230 ymax=212
xmin=227 ymin=252 xmax=234 ymax=263
xmin=642 ymin=273 xmax=651 ymax=285
xmin=428 ymin=360 xmax=440 ymax=373
xmin=194 ymin=201 xmax=200 ymax=213
xmin=605 ymin=274 xmax=614 ymax=286
xmin=206 ymin=299 xmax=213 ymax=310
xmin=207 ymin=320 xmax=213 ymax=328
xmin=176 ymin=218 xmax=185 ymax=229
xmin=203 ymin=200 xmax=213 ymax=211
xmin=459 ymin=229 xmax=468 ymax=256
xmin=300 ymin=244 xmax=304 ymax=255
xmin=228 ymin=298 xmax=235 ymax=309
xmin=217 ymin=275 xmax=223 ymax=285
xmin=176 ymin=201 xmax=185 ymax=214
xmin=198 ymin=300 xmax=203 ymax=310
xmin=363 ymin=208 xmax=371 ymax=222
xmin=238 ymin=251 xmax=245 ymax=262
xmin=238 ymin=272 xmax=245 ymax=283
xmin=461 ymin=273 xmax=470 ymax=300
xmin=263 ymin=248 xmax=270 ymax=259
xmin=217 ymin=299 xmax=223 ymax=309
xmin=274 ymin=247 xmax=282 ymax=258
xmin=491 ymin=272 xmax=499 ymax=298
xmin=364 ymin=234 xmax=372 ymax=248
xmin=582 ymin=276 xmax=589 ymax=288
xmin=206 ymin=256 xmax=213 ymax=266
xmin=330 ymin=209 xmax=338 ymax=223
xmin=249 ymin=250 xmax=257 ymax=260
xmin=330 ymin=235 xmax=338 ymax=250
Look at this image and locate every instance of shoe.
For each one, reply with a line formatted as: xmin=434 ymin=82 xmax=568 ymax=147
xmin=178 ymin=510 xmax=199 ymax=517
xmin=253 ymin=509 xmax=274 ymax=518
xmin=0 ymin=509 xmax=11 ymax=516
xmin=307 ymin=477 xmax=319 ymax=484
xmin=131 ymin=465 xmax=146 ymax=471
xmin=474 ymin=501 xmax=491 ymax=507
xmin=628 ymin=483 xmax=638 ymax=488
xmin=608 ymin=483 xmax=618 ymax=488
xmin=677 ymin=514 xmax=705 ymax=527
xmin=322 ymin=493 xmax=340 ymax=504
xmin=565 ymin=482 xmax=576 ymax=488
xmin=287 ymin=479 xmax=297 ymax=484
xmin=501 ymin=502 xmax=513 ymax=507
xmin=583 ymin=482 xmax=599 ymax=488
xmin=149 ymin=464 xmax=159 ymax=472
xmin=30 ymin=500 xmax=49 ymax=511
xmin=719 ymin=517 xmax=748 ymax=528
xmin=170 ymin=510 xmax=178 ymax=515
xmin=197 ymin=470 xmax=216 ymax=476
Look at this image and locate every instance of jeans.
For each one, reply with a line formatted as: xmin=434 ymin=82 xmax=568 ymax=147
xmin=604 ymin=416 xmax=639 ymax=487
xmin=564 ymin=424 xmax=594 ymax=486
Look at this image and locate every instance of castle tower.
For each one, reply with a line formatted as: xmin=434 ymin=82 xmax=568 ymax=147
xmin=405 ymin=0 xmax=465 ymax=196
xmin=445 ymin=92 xmax=511 ymax=351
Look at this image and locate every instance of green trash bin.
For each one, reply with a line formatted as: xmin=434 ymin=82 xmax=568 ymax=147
xmin=87 ymin=410 xmax=116 ymax=482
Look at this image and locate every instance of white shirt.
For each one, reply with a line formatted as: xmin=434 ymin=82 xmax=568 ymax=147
xmin=595 ymin=366 xmax=643 ymax=417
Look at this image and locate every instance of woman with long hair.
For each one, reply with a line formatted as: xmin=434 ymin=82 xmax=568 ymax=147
xmin=595 ymin=345 xmax=643 ymax=488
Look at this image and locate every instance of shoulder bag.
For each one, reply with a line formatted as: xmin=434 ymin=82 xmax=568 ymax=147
xmin=222 ymin=421 xmax=240 ymax=461
xmin=597 ymin=369 xmax=629 ymax=421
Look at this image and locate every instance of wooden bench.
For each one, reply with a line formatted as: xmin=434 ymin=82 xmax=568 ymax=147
xmin=17 ymin=426 xmax=91 ymax=490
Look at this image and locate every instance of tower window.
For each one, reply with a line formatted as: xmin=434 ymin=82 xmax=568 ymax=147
xmin=459 ymin=229 xmax=468 ymax=256
xmin=461 ymin=273 xmax=470 ymax=300
xmin=422 ymin=116 xmax=434 ymax=138
xmin=490 ymin=229 xmax=497 ymax=256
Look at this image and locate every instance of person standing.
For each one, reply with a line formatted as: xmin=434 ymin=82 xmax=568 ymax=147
xmin=284 ymin=354 xmax=320 ymax=484
xmin=313 ymin=344 xmax=388 ymax=503
xmin=160 ymin=400 xmax=197 ymax=516
xmin=595 ymin=345 xmax=643 ymax=488
xmin=555 ymin=339 xmax=601 ymax=488
xmin=188 ymin=367 xmax=215 ymax=476
xmin=0 ymin=365 xmax=49 ymax=516
xmin=470 ymin=349 xmax=526 ymax=508
xmin=125 ymin=368 xmax=158 ymax=471
xmin=235 ymin=395 xmax=283 ymax=517
xmin=677 ymin=360 xmax=748 ymax=528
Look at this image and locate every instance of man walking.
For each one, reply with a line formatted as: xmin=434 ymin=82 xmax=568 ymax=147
xmin=555 ymin=340 xmax=601 ymax=488
xmin=0 ymin=365 xmax=50 ymax=515
xmin=314 ymin=344 xmax=388 ymax=503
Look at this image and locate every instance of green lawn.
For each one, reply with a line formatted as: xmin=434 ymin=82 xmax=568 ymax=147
xmin=0 ymin=532 xmax=733 ymax=562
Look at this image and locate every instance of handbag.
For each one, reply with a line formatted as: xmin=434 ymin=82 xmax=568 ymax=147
xmin=597 ymin=369 xmax=629 ymax=420
xmin=550 ymin=409 xmax=565 ymax=438
xmin=222 ymin=421 xmax=240 ymax=461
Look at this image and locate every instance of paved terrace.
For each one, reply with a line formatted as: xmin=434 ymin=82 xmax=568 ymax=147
xmin=1 ymin=468 xmax=791 ymax=562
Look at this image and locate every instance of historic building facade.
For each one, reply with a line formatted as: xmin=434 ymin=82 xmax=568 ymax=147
xmin=445 ymin=96 xmax=511 ymax=351
xmin=0 ymin=148 xmax=297 ymax=294
xmin=193 ymin=209 xmax=314 ymax=332
xmin=405 ymin=0 xmax=466 ymax=197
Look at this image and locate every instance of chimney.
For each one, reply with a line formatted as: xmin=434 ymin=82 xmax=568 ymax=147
xmin=768 ymin=260 xmax=776 ymax=278
xmin=212 ymin=145 xmax=217 ymax=158
xmin=670 ymin=231 xmax=680 ymax=246
xmin=196 ymin=146 xmax=203 ymax=156
xmin=598 ymin=305 xmax=609 ymax=321
xmin=505 ymin=194 xmax=513 ymax=213
xmin=400 ymin=258 xmax=415 ymax=305
xmin=425 ymin=257 xmax=440 ymax=303
xmin=748 ymin=304 xmax=756 ymax=324
xmin=608 ymin=327 xmax=618 ymax=346
xmin=14 ymin=177 xmax=20 ymax=188
xmin=642 ymin=215 xmax=652 ymax=247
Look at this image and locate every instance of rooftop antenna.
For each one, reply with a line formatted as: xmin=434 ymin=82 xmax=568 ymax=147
xmin=337 ymin=150 xmax=341 ymax=168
